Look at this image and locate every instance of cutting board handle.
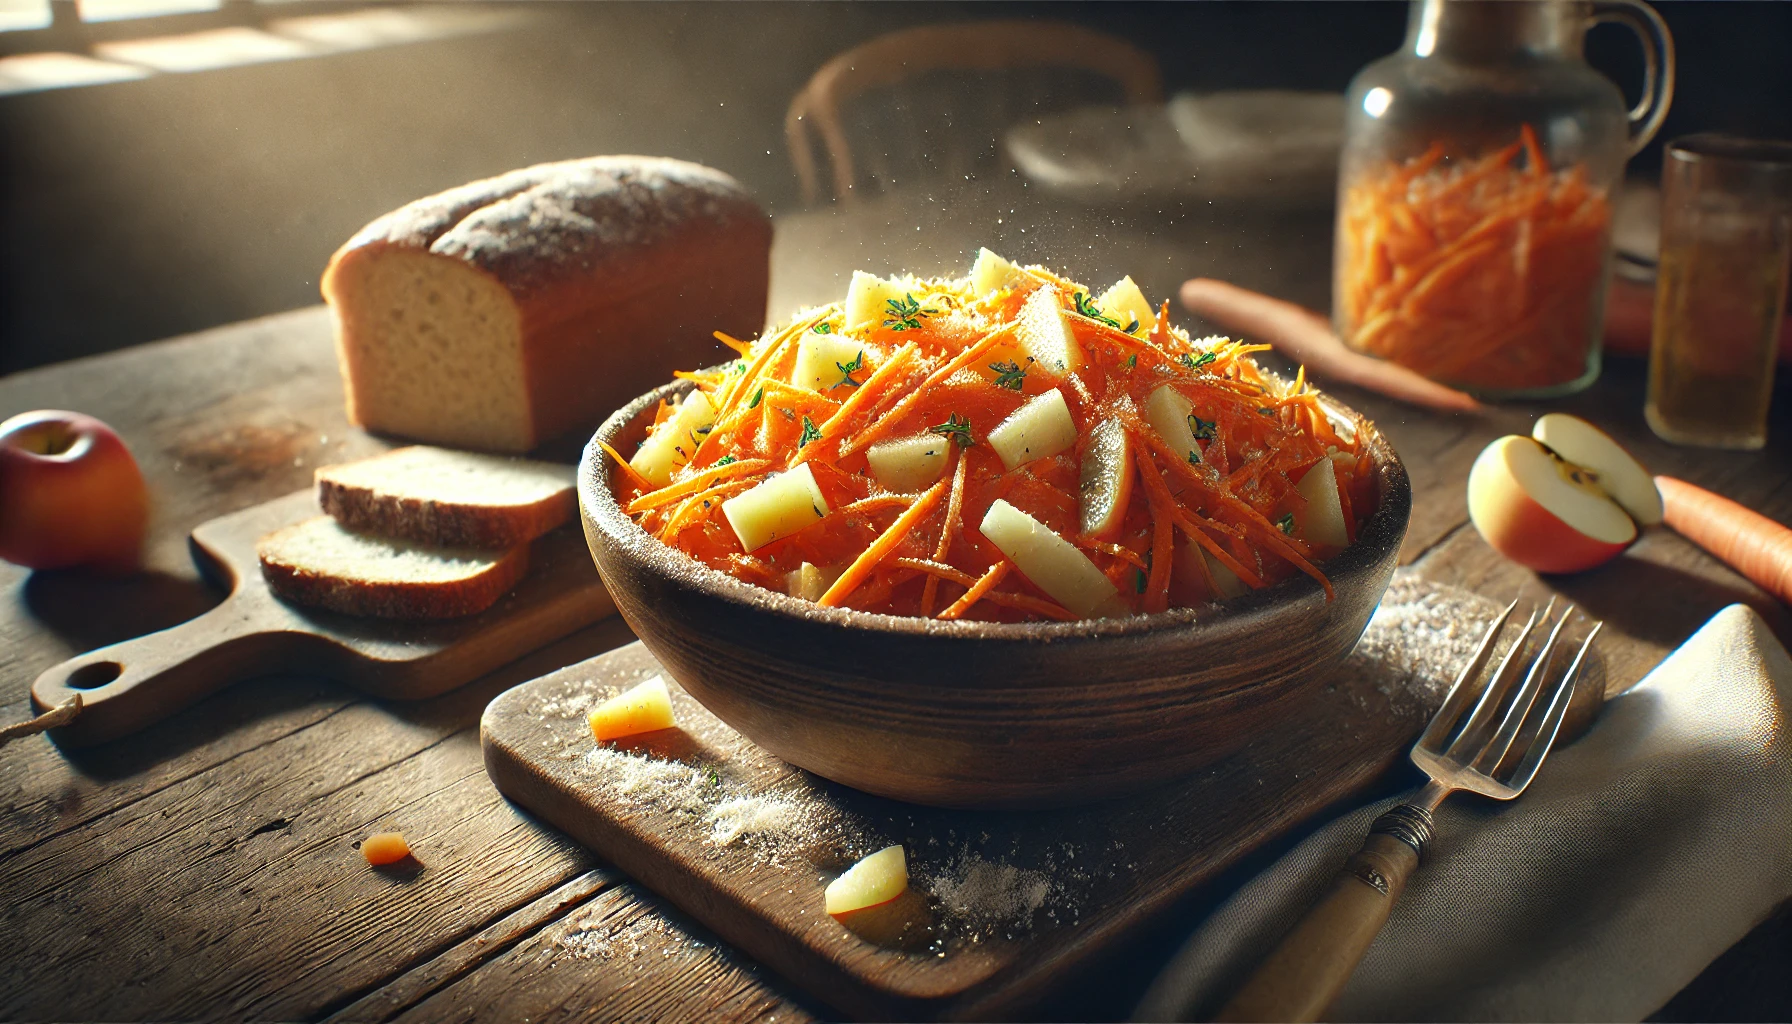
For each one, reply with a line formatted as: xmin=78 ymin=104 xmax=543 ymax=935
xmin=30 ymin=593 xmax=296 ymax=748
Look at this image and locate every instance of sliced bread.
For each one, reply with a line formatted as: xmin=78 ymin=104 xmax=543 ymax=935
xmin=257 ymin=516 xmax=528 ymax=619
xmin=317 ymin=445 xmax=575 ymax=548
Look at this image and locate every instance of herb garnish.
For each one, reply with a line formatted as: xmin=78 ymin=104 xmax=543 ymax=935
xmin=1182 ymin=351 xmax=1218 ymax=371
xmin=812 ymin=321 xmax=834 ymax=334
xmin=1275 ymin=512 xmax=1296 ymax=535
xmin=747 ymin=386 xmax=764 ymax=409
xmin=1125 ymin=353 xmax=1138 ymax=369
xmin=928 ymin=413 xmax=975 ymax=449
xmin=799 ymin=416 xmax=823 ymax=446
xmin=716 ymin=454 xmax=736 ymax=466
xmin=883 ymin=293 xmax=937 ymax=331
xmin=1072 ymin=291 xmax=1122 ymax=329
xmin=1188 ymin=415 xmax=1217 ymax=441
xmin=989 ymin=359 xmax=1028 ymax=391
xmin=1135 ymin=568 xmax=1147 ymax=593
xmin=1187 ymin=448 xmax=1202 ymax=466
xmin=1124 ymin=317 xmax=1141 ymax=333
xmin=832 ymin=350 xmax=865 ymax=390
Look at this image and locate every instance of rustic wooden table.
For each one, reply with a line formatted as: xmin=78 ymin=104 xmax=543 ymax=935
xmin=2 ymin=188 xmax=1788 ymax=1021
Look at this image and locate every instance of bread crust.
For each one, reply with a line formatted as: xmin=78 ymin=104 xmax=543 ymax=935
xmin=322 ymin=156 xmax=772 ymax=452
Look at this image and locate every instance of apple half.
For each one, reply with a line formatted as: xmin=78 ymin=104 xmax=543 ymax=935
xmin=1467 ymin=435 xmax=1637 ymax=573
xmin=1531 ymin=413 xmax=1663 ymax=526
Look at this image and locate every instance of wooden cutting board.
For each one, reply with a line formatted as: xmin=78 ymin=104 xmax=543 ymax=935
xmin=32 ymin=489 xmax=614 ymax=748
xmin=482 ymin=576 xmax=1547 ymax=1020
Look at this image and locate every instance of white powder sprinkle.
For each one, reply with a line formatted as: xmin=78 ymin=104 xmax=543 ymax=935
xmin=926 ymin=852 xmax=1054 ymax=930
xmin=706 ymin=795 xmax=801 ymax=846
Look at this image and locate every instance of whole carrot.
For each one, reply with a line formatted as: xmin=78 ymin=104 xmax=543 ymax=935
xmin=1656 ymin=475 xmax=1792 ymax=605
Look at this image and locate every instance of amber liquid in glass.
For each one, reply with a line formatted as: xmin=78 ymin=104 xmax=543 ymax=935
xmin=1646 ymin=218 xmax=1791 ymax=449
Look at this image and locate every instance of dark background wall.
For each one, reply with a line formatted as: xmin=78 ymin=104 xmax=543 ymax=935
xmin=2 ymin=1 xmax=1788 ymax=374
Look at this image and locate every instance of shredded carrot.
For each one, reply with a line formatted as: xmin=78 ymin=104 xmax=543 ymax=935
xmin=818 ymin=477 xmax=948 ymax=607
xmin=938 ymin=560 xmax=1011 ymax=620
xmin=598 ymin=439 xmax=656 ymax=493
xmin=1338 ymin=124 xmax=1611 ymax=392
xmin=612 ymin=263 xmax=1374 ymax=621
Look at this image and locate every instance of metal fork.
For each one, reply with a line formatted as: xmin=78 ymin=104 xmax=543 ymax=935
xmin=1214 ymin=598 xmax=1603 ymax=1023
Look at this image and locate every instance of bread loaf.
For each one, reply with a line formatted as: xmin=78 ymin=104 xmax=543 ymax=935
xmin=316 ymin=445 xmax=575 ymax=548
xmin=322 ymin=156 xmax=772 ymax=453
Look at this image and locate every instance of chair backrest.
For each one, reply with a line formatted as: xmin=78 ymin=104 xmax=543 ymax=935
xmin=787 ymin=20 xmax=1164 ymax=205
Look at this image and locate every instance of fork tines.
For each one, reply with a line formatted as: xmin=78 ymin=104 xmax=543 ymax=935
xmin=1414 ymin=597 xmax=1602 ymax=798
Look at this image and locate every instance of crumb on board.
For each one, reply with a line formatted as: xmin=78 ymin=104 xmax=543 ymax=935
xmin=362 ymin=831 xmax=410 ymax=866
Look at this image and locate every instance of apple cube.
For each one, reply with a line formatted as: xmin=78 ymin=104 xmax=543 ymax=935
xmin=979 ymin=498 xmax=1125 ymax=617
xmin=793 ymin=332 xmax=873 ymax=393
xmin=1096 ymin=276 xmax=1154 ymax=333
xmin=1532 ymin=413 xmax=1662 ymax=526
xmin=971 ymin=247 xmax=1027 ymax=296
xmin=785 ymin=561 xmax=842 ymax=602
xmin=588 ymin=676 xmax=677 ymax=742
xmin=825 ymin=844 xmax=908 ymax=916
xmin=629 ymin=389 xmax=716 ymax=488
xmin=1144 ymin=384 xmax=1202 ymax=465
xmin=988 ymin=388 xmax=1077 ymax=472
xmin=1468 ymin=435 xmax=1636 ymax=573
xmin=866 ymin=433 xmax=951 ymax=492
xmin=844 ymin=271 xmax=908 ymax=332
xmin=1295 ymin=458 xmax=1350 ymax=548
xmin=1015 ymin=285 xmax=1083 ymax=374
xmin=1079 ymin=417 xmax=1134 ymax=539
xmin=722 ymin=463 xmax=830 ymax=553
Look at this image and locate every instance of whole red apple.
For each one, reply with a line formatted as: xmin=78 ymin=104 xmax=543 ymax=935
xmin=0 ymin=410 xmax=148 ymax=572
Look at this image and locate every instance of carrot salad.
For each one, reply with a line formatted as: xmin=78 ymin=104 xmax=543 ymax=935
xmin=606 ymin=253 xmax=1377 ymax=622
xmin=1338 ymin=125 xmax=1612 ymax=393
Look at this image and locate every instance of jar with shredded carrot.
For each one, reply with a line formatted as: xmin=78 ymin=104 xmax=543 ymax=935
xmin=603 ymin=252 xmax=1376 ymax=624
xmin=1336 ymin=125 xmax=1613 ymax=395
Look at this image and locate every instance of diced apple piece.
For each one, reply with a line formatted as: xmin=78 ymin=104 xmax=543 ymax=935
xmin=866 ymin=434 xmax=950 ymax=492
xmin=1532 ymin=413 xmax=1662 ymax=526
xmin=979 ymin=498 xmax=1125 ymax=617
xmin=793 ymin=332 xmax=872 ymax=393
xmin=785 ymin=561 xmax=842 ymax=602
xmin=722 ymin=463 xmax=830 ymax=553
xmin=988 ymin=389 xmax=1077 ymax=471
xmin=362 ymin=832 xmax=410 ymax=866
xmin=844 ymin=271 xmax=908 ymax=332
xmin=1295 ymin=458 xmax=1349 ymax=548
xmin=1145 ymin=384 xmax=1202 ymax=464
xmin=630 ymin=389 xmax=715 ymax=488
xmin=825 ymin=845 xmax=908 ymax=916
xmin=1174 ymin=539 xmax=1248 ymax=599
xmin=1097 ymin=275 xmax=1154 ymax=333
xmin=1079 ymin=418 xmax=1134 ymax=539
xmin=971 ymin=248 xmax=1027 ymax=296
xmin=1015 ymin=285 xmax=1083 ymax=374
xmin=588 ymin=676 xmax=676 ymax=742
xmin=1468 ymin=435 xmax=1636 ymax=573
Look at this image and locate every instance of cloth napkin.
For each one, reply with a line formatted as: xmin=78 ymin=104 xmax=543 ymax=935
xmin=1136 ymin=603 xmax=1792 ymax=1022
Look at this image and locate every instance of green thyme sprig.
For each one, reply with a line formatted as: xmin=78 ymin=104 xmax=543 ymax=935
xmin=1188 ymin=415 xmax=1217 ymax=441
xmin=832 ymin=350 xmax=866 ymax=390
xmin=989 ymin=359 xmax=1028 ymax=391
xmin=883 ymin=293 xmax=937 ymax=331
xmin=1182 ymin=351 xmax=1218 ymax=371
xmin=1071 ymin=291 xmax=1122 ymax=329
xmin=1275 ymin=512 xmax=1296 ymax=535
xmin=799 ymin=416 xmax=823 ymax=447
xmin=928 ymin=413 xmax=974 ymax=449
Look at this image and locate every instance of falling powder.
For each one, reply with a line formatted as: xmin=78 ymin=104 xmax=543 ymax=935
xmin=706 ymin=795 xmax=801 ymax=846
xmin=926 ymin=853 xmax=1054 ymax=930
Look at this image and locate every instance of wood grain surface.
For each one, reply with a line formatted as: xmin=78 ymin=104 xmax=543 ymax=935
xmin=1 ymin=181 xmax=1788 ymax=1022
xmin=30 ymin=488 xmax=614 ymax=747
xmin=480 ymin=578 xmax=1532 ymax=1020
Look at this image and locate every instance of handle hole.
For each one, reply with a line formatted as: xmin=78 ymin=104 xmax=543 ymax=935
xmin=67 ymin=661 xmax=122 ymax=689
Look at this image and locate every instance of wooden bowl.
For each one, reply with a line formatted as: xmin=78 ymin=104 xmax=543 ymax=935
xmin=579 ymin=379 xmax=1411 ymax=809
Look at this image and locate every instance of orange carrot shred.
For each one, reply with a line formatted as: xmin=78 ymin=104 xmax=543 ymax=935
xmin=818 ymin=478 xmax=948 ymax=607
xmin=937 ymin=560 xmax=1011 ymax=620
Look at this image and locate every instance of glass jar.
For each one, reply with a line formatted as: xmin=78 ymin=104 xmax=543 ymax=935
xmin=1334 ymin=0 xmax=1674 ymax=398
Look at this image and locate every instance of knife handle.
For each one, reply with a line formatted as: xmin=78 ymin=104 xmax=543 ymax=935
xmin=1212 ymin=810 xmax=1426 ymax=1023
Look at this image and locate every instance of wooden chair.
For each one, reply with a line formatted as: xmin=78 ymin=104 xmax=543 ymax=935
xmin=786 ymin=20 xmax=1164 ymax=205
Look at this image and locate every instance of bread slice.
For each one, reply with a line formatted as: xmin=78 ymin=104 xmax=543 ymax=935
xmin=258 ymin=516 xmax=528 ymax=619
xmin=317 ymin=445 xmax=575 ymax=548
xmin=321 ymin=156 xmax=772 ymax=453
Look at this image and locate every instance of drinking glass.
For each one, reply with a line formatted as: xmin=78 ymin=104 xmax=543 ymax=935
xmin=1646 ymin=134 xmax=1792 ymax=449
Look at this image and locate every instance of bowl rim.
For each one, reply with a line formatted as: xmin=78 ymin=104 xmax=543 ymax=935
xmin=581 ymin=372 xmax=1412 ymax=642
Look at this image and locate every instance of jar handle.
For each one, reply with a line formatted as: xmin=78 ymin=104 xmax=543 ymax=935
xmin=1589 ymin=0 xmax=1675 ymax=156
